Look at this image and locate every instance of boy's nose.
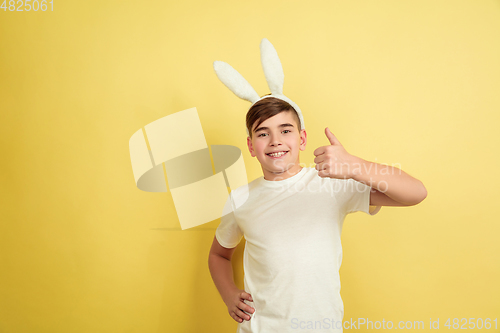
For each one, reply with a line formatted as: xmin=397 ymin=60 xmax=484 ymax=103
xmin=269 ymin=136 xmax=282 ymax=146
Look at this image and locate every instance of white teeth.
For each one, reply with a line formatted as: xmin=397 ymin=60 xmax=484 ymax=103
xmin=268 ymin=151 xmax=287 ymax=157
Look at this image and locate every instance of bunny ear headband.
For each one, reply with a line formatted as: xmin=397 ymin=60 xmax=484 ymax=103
xmin=213 ymin=38 xmax=305 ymax=137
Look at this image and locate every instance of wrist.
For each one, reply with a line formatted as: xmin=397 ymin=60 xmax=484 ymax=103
xmin=222 ymin=285 xmax=239 ymax=305
xmin=348 ymin=155 xmax=365 ymax=180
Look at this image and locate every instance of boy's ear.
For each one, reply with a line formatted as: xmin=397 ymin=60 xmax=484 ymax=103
xmin=299 ymin=129 xmax=307 ymax=151
xmin=247 ymin=136 xmax=256 ymax=157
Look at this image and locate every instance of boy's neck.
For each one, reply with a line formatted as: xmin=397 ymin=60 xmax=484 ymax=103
xmin=262 ymin=163 xmax=304 ymax=181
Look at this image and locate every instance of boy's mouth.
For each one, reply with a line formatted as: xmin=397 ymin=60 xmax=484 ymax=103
xmin=266 ymin=150 xmax=289 ymax=158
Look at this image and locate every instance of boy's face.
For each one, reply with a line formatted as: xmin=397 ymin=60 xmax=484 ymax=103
xmin=247 ymin=111 xmax=307 ymax=180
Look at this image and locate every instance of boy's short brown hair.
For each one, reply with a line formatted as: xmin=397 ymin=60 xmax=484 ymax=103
xmin=246 ymin=96 xmax=301 ymax=139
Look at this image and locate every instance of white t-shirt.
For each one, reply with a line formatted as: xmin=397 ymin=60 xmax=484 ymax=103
xmin=215 ymin=167 xmax=381 ymax=333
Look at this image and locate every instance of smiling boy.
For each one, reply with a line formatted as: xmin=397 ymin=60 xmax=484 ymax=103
xmin=208 ymin=39 xmax=427 ymax=333
xmin=247 ymin=97 xmax=305 ymax=181
xmin=208 ymin=96 xmax=427 ymax=333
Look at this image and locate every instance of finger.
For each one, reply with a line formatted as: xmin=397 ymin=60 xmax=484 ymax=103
xmin=314 ymin=154 xmax=336 ymax=164
xmin=241 ymin=292 xmax=253 ymax=302
xmin=314 ymin=155 xmax=326 ymax=164
xmin=240 ymin=301 xmax=255 ymax=314
xmin=229 ymin=312 xmax=241 ymax=323
xmin=313 ymin=146 xmax=326 ymax=157
xmin=317 ymin=169 xmax=330 ymax=178
xmin=316 ymin=163 xmax=328 ymax=171
xmin=235 ymin=307 xmax=251 ymax=321
xmin=231 ymin=312 xmax=243 ymax=323
xmin=317 ymin=159 xmax=333 ymax=169
xmin=325 ymin=127 xmax=342 ymax=146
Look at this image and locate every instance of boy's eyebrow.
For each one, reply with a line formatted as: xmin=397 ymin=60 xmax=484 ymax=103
xmin=254 ymin=123 xmax=294 ymax=133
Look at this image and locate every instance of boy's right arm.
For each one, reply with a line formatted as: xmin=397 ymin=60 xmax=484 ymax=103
xmin=208 ymin=235 xmax=255 ymax=323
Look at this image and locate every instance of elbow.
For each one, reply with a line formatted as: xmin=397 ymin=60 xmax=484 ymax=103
xmin=415 ymin=182 xmax=427 ymax=205
xmin=208 ymin=253 xmax=215 ymax=266
xmin=404 ymin=182 xmax=427 ymax=206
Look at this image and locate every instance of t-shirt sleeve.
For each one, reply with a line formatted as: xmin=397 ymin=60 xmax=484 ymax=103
xmin=215 ymin=192 xmax=244 ymax=249
xmin=341 ymin=178 xmax=382 ymax=216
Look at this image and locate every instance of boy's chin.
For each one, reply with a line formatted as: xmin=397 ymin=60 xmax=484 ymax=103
xmin=256 ymin=155 xmax=299 ymax=171
xmin=263 ymin=163 xmax=297 ymax=173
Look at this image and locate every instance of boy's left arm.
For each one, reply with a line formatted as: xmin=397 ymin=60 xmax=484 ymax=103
xmin=314 ymin=127 xmax=427 ymax=207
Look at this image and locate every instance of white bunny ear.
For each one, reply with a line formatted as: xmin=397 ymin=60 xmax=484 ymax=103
xmin=213 ymin=61 xmax=260 ymax=103
xmin=260 ymin=38 xmax=284 ymax=95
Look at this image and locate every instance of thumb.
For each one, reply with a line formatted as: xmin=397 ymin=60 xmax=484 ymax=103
xmin=325 ymin=127 xmax=341 ymax=146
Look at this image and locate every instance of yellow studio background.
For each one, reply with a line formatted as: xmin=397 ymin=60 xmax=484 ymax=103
xmin=1 ymin=0 xmax=499 ymax=332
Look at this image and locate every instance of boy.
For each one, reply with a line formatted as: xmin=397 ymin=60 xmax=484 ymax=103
xmin=208 ymin=38 xmax=427 ymax=332
xmin=208 ymin=97 xmax=427 ymax=332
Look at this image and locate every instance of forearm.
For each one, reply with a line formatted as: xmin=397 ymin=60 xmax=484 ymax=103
xmin=208 ymin=254 xmax=239 ymax=305
xmin=351 ymin=157 xmax=427 ymax=205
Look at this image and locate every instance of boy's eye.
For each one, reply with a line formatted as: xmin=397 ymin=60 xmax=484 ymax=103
xmin=258 ymin=130 xmax=290 ymax=137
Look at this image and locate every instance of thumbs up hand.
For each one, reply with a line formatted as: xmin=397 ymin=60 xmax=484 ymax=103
xmin=313 ymin=127 xmax=361 ymax=179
